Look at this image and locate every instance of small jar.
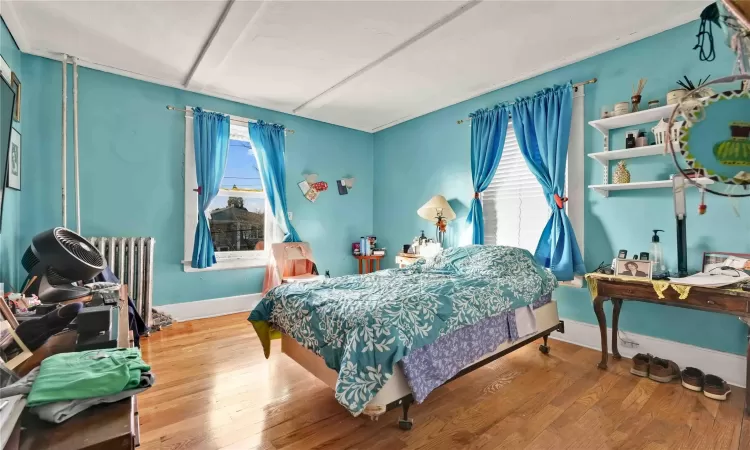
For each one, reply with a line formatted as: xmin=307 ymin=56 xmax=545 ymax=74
xmin=636 ymin=131 xmax=648 ymax=147
xmin=648 ymin=99 xmax=660 ymax=109
xmin=613 ymin=102 xmax=630 ymax=116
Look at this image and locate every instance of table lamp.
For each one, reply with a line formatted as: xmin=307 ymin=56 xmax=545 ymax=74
xmin=417 ymin=195 xmax=456 ymax=246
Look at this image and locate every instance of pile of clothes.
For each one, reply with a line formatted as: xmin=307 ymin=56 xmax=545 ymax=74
xmin=0 ymin=347 xmax=154 ymax=423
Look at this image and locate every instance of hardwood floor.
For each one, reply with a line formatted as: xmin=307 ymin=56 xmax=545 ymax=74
xmin=139 ymin=313 xmax=750 ymax=449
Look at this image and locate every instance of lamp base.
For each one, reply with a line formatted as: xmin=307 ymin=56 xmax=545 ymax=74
xmin=436 ymin=228 xmax=445 ymax=247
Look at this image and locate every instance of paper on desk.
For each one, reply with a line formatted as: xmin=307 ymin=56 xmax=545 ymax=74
xmin=669 ymin=272 xmax=750 ymax=287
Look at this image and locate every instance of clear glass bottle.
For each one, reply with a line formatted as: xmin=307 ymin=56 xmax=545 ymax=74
xmin=650 ymin=230 xmax=666 ymax=275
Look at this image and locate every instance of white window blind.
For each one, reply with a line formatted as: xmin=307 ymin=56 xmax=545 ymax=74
xmin=483 ymin=123 xmax=550 ymax=252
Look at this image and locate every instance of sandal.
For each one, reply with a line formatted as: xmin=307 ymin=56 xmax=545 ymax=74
xmin=648 ymin=357 xmax=680 ymax=383
xmin=630 ymin=353 xmax=652 ymax=377
xmin=681 ymin=367 xmax=705 ymax=392
xmin=703 ymin=374 xmax=731 ymax=401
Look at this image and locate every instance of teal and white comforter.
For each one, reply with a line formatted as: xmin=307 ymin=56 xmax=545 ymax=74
xmin=248 ymin=245 xmax=557 ymax=415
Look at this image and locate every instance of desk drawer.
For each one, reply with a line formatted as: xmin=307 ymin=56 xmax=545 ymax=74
xmin=597 ymin=280 xmax=750 ymax=315
xmin=681 ymin=294 xmax=748 ymax=314
xmin=598 ymin=282 xmax=654 ymax=299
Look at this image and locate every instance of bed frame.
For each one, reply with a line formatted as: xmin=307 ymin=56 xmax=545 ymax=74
xmin=280 ymin=301 xmax=564 ymax=430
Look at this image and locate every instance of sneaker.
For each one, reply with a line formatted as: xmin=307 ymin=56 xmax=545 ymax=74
xmin=630 ymin=353 xmax=652 ymax=377
xmin=648 ymin=357 xmax=680 ymax=383
xmin=703 ymin=374 xmax=731 ymax=401
xmin=681 ymin=367 xmax=705 ymax=392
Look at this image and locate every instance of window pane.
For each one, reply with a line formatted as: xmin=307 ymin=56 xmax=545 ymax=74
xmin=209 ymin=195 xmax=265 ymax=252
xmin=222 ymin=139 xmax=263 ymax=191
xmin=210 ymin=138 xmax=267 ymax=254
xmin=483 ymin=124 xmax=549 ymax=252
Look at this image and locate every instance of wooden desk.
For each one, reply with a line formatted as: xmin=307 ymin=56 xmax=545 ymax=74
xmin=19 ymin=285 xmax=139 ymax=450
xmin=355 ymin=255 xmax=383 ymax=274
xmin=587 ymin=274 xmax=750 ymax=414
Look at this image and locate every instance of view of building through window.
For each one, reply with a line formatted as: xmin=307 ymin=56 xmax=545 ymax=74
xmin=209 ymin=137 xmax=266 ymax=252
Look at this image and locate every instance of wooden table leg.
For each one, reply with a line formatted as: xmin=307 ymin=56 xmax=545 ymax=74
xmin=376 ymin=259 xmax=381 ymax=271
xmin=358 ymin=260 xmax=363 ymax=274
xmin=593 ymin=296 xmax=609 ymax=370
xmin=611 ymin=298 xmax=623 ymax=360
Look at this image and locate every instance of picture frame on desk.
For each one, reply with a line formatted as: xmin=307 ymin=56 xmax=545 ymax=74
xmin=614 ymin=258 xmax=652 ymax=279
xmin=702 ymin=252 xmax=750 ymax=275
xmin=0 ymin=320 xmax=32 ymax=370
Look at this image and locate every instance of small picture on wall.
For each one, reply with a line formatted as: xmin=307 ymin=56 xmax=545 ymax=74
xmin=7 ymin=128 xmax=20 ymax=191
xmin=10 ymin=72 xmax=20 ymax=123
xmin=615 ymin=258 xmax=652 ymax=279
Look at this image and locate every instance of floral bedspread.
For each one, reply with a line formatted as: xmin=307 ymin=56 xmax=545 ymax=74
xmin=248 ymin=245 xmax=557 ymax=415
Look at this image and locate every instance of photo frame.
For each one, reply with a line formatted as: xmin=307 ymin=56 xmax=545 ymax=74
xmin=0 ymin=320 xmax=32 ymax=371
xmin=10 ymin=72 xmax=20 ymax=123
xmin=702 ymin=252 xmax=750 ymax=275
xmin=7 ymin=128 xmax=20 ymax=191
xmin=615 ymin=258 xmax=652 ymax=279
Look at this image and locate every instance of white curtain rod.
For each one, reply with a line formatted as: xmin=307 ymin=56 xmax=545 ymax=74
xmin=166 ymin=105 xmax=295 ymax=134
xmin=456 ymin=78 xmax=597 ymax=125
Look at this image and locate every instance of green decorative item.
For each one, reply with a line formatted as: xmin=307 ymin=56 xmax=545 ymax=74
xmin=713 ymin=122 xmax=750 ymax=167
xmin=676 ymin=87 xmax=750 ymax=186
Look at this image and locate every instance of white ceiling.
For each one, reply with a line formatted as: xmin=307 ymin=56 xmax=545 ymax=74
xmin=1 ymin=1 xmax=709 ymax=132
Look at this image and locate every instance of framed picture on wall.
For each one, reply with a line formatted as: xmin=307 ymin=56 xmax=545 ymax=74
xmin=10 ymin=72 xmax=20 ymax=123
xmin=615 ymin=258 xmax=652 ymax=279
xmin=7 ymin=128 xmax=20 ymax=191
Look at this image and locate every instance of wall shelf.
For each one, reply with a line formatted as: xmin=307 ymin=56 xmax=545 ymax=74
xmin=588 ymin=104 xmax=677 ymax=134
xmin=589 ymin=177 xmax=714 ymax=196
xmin=587 ymin=144 xmax=667 ymax=167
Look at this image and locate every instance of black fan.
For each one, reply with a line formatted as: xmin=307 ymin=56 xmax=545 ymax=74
xmin=21 ymin=227 xmax=107 ymax=303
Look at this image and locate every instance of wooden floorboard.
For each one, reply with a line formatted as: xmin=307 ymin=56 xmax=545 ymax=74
xmin=139 ymin=313 xmax=749 ymax=449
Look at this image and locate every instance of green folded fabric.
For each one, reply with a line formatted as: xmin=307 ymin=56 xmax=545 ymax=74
xmin=27 ymin=348 xmax=150 ymax=407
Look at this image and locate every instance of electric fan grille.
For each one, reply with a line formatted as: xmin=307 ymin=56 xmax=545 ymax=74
xmin=21 ymin=247 xmax=40 ymax=272
xmin=46 ymin=267 xmax=72 ymax=285
xmin=53 ymin=228 xmax=105 ymax=267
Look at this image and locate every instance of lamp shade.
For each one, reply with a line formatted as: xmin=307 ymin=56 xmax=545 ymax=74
xmin=417 ymin=195 xmax=456 ymax=222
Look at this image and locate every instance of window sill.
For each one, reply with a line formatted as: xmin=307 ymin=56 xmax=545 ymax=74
xmin=182 ymin=257 xmax=268 ymax=272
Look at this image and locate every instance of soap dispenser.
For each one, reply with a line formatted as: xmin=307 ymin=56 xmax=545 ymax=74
xmin=650 ymin=230 xmax=666 ymax=275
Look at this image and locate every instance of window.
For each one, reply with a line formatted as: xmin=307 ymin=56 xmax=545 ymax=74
xmin=184 ymin=112 xmax=279 ymax=272
xmin=483 ymin=125 xmax=550 ymax=250
xmin=483 ymin=85 xmax=585 ymax=285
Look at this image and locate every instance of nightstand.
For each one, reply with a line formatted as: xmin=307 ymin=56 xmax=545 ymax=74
xmin=395 ymin=253 xmax=421 ymax=268
xmin=355 ymin=255 xmax=383 ymax=274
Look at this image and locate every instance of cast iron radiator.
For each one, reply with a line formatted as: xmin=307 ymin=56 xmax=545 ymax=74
xmin=87 ymin=237 xmax=155 ymax=330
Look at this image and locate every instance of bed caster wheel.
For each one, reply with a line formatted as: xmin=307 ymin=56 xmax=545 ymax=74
xmin=539 ymin=344 xmax=550 ymax=354
xmin=398 ymin=419 xmax=413 ymax=430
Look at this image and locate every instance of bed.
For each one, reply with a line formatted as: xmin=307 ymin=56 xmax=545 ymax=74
xmin=249 ymin=245 xmax=563 ymax=429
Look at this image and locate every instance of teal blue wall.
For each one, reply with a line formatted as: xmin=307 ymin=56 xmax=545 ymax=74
xmin=0 ymin=19 xmax=23 ymax=290
xmin=373 ymin=22 xmax=750 ymax=356
xmin=19 ymin=55 xmax=373 ymax=305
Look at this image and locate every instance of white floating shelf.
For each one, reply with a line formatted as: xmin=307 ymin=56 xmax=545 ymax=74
xmin=587 ymin=144 xmax=667 ymax=166
xmin=589 ymin=178 xmax=714 ymax=196
xmin=588 ymin=104 xmax=676 ymax=134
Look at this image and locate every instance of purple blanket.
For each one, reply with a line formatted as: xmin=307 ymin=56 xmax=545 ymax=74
xmin=400 ymin=294 xmax=551 ymax=403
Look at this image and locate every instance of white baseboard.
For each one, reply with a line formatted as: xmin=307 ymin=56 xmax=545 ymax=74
xmin=550 ymin=319 xmax=747 ymax=388
xmin=155 ymin=293 xmax=262 ymax=322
